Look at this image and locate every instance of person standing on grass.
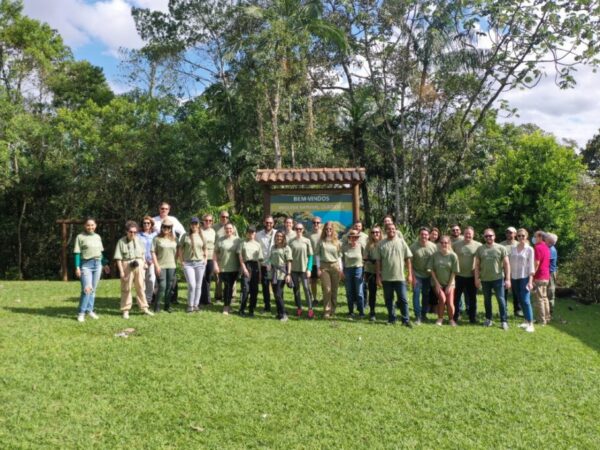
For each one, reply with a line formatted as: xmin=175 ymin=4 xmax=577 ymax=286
xmin=213 ymin=223 xmax=241 ymax=315
xmin=151 ymin=219 xmax=178 ymax=313
xmin=309 ymin=217 xmax=322 ymax=306
xmin=409 ymin=227 xmax=437 ymax=324
xmin=200 ymin=214 xmax=216 ymax=306
xmin=74 ymin=218 xmax=110 ymax=322
xmin=289 ymin=222 xmax=314 ymax=318
xmin=214 ymin=210 xmax=238 ymax=301
xmin=500 ymin=226 xmax=522 ymax=317
xmin=257 ymin=216 xmax=276 ymax=313
xmin=452 ymin=226 xmax=481 ymax=324
xmin=178 ymin=217 xmax=207 ymax=313
xmin=114 ymin=220 xmax=154 ymax=319
xmin=364 ymin=226 xmax=382 ymax=321
xmin=238 ymin=226 xmax=264 ymax=317
xmin=427 ymin=226 xmax=441 ymax=313
xmin=474 ymin=228 xmax=511 ymax=330
xmin=268 ymin=231 xmax=292 ymax=322
xmin=545 ymin=232 xmax=559 ymax=318
xmin=138 ymin=216 xmax=157 ymax=306
xmin=283 ymin=216 xmax=296 ymax=243
xmin=342 ymin=230 xmax=366 ymax=319
xmin=533 ymin=230 xmax=551 ymax=325
xmin=375 ymin=223 xmax=414 ymax=326
xmin=509 ymin=228 xmax=535 ymax=333
xmin=316 ymin=222 xmax=342 ymax=319
xmin=450 ymin=224 xmax=463 ymax=244
xmin=430 ymin=236 xmax=460 ymax=326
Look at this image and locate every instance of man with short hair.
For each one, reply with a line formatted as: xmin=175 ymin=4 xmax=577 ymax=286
xmin=545 ymin=233 xmax=559 ymax=317
xmin=409 ymin=227 xmax=437 ymax=323
xmin=474 ymin=228 xmax=511 ymax=330
xmin=257 ymin=216 xmax=276 ymax=312
xmin=375 ymin=223 xmax=413 ymax=326
xmin=500 ymin=226 xmax=521 ymax=316
xmin=450 ymin=224 xmax=463 ymax=244
xmin=533 ymin=230 xmax=551 ymax=325
xmin=152 ymin=202 xmax=185 ymax=237
xmin=452 ymin=226 xmax=482 ymax=323
xmin=309 ymin=217 xmax=322 ymax=304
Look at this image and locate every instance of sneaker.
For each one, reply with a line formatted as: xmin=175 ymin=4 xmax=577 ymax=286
xmin=402 ymin=321 xmax=413 ymax=329
xmin=88 ymin=312 xmax=99 ymax=320
xmin=248 ymin=311 xmax=255 ymax=317
xmin=296 ymin=308 xmax=303 ymax=317
xmin=123 ymin=311 xmax=129 ymax=319
xmin=324 ymin=313 xmax=331 ymax=319
xmin=222 ymin=306 xmax=229 ymax=315
xmin=347 ymin=313 xmax=354 ymax=321
xmin=239 ymin=310 xmax=246 ymax=317
xmin=77 ymin=313 xmax=85 ymax=322
xmin=483 ymin=319 xmax=493 ymax=327
xmin=143 ymin=309 xmax=155 ymax=316
xmin=280 ymin=315 xmax=288 ymax=322
xmin=358 ymin=313 xmax=366 ymax=320
xmin=186 ymin=307 xmax=194 ymax=313
xmin=525 ymin=324 xmax=535 ymax=333
xmin=518 ymin=322 xmax=528 ymax=329
xmin=369 ymin=315 xmax=376 ymax=322
xmin=450 ymin=320 xmax=458 ymax=327
xmin=501 ymin=321 xmax=509 ymax=331
xmin=415 ymin=318 xmax=422 ymax=326
xmin=307 ymin=309 xmax=314 ymax=319
xmin=436 ymin=319 xmax=443 ymax=326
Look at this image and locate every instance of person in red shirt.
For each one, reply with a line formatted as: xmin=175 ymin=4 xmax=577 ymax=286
xmin=533 ymin=230 xmax=551 ymax=325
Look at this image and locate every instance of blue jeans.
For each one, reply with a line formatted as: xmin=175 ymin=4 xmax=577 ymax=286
xmin=78 ymin=258 xmax=102 ymax=313
xmin=344 ymin=267 xmax=364 ymax=315
xmin=512 ymin=277 xmax=533 ymax=322
xmin=382 ymin=281 xmax=409 ymax=323
xmin=412 ymin=276 xmax=430 ymax=320
xmin=481 ymin=279 xmax=508 ymax=322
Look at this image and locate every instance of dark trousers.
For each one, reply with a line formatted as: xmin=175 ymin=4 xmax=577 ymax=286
xmin=382 ymin=280 xmax=409 ymax=324
xmin=240 ymin=261 xmax=260 ymax=313
xmin=291 ymin=271 xmax=313 ymax=309
xmin=260 ymin=264 xmax=272 ymax=310
xmin=200 ymin=259 xmax=214 ymax=305
xmin=272 ymin=280 xmax=287 ymax=318
xmin=454 ymin=275 xmax=478 ymax=322
xmin=510 ymin=283 xmax=522 ymax=315
xmin=155 ymin=268 xmax=176 ymax=312
xmin=365 ymin=272 xmax=377 ymax=316
xmin=221 ymin=271 xmax=238 ymax=306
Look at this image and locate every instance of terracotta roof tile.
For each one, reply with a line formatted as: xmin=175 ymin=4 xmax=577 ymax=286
xmin=257 ymin=168 xmax=365 ymax=185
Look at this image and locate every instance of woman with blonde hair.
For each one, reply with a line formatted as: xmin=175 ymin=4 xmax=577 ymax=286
xmin=509 ymin=228 xmax=535 ymax=332
xmin=151 ymin=218 xmax=178 ymax=312
xmin=138 ymin=215 xmax=157 ymax=305
xmin=178 ymin=217 xmax=207 ymax=313
xmin=364 ymin=226 xmax=382 ymax=321
xmin=316 ymin=222 xmax=342 ymax=318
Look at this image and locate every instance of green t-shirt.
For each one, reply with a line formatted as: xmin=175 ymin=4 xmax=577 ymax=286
xmin=214 ymin=223 xmax=239 ymax=238
xmin=74 ymin=232 xmax=103 ymax=260
xmin=342 ymin=231 xmax=368 ymax=249
xmin=178 ymin=233 xmax=206 ymax=261
xmin=215 ymin=236 xmax=241 ymax=272
xmin=499 ymin=239 xmax=517 ymax=257
xmin=429 ymin=251 xmax=460 ymax=286
xmin=317 ymin=240 xmax=341 ymax=263
xmin=289 ymin=236 xmax=313 ymax=272
xmin=342 ymin=242 xmax=365 ymax=268
xmin=202 ymin=227 xmax=216 ymax=259
xmin=285 ymin=230 xmax=297 ymax=243
xmin=269 ymin=246 xmax=293 ymax=281
xmin=152 ymin=237 xmax=177 ymax=269
xmin=409 ymin=241 xmax=437 ymax=278
xmin=309 ymin=232 xmax=321 ymax=256
xmin=452 ymin=240 xmax=482 ymax=277
xmin=114 ymin=236 xmax=145 ymax=260
xmin=364 ymin=244 xmax=378 ymax=273
xmin=476 ymin=243 xmax=509 ymax=281
xmin=374 ymin=236 xmax=413 ymax=282
xmin=238 ymin=239 xmax=264 ymax=262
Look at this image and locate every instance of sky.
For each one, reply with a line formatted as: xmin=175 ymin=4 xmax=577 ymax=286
xmin=22 ymin=0 xmax=600 ymax=148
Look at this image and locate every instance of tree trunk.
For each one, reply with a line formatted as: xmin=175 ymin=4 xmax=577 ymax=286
xmin=256 ymin=98 xmax=266 ymax=155
xmin=268 ymin=85 xmax=282 ymax=169
xmin=17 ymin=199 xmax=26 ymax=280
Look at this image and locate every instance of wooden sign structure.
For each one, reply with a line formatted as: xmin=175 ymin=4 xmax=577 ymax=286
xmin=256 ymin=168 xmax=366 ymax=226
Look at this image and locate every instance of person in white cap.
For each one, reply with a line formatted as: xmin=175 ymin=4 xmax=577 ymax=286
xmin=500 ymin=226 xmax=522 ymax=317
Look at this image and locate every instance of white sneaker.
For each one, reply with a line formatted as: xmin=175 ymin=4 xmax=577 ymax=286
xmin=123 ymin=311 xmax=129 ymax=319
xmin=518 ymin=322 xmax=528 ymax=329
xmin=525 ymin=324 xmax=535 ymax=333
xmin=483 ymin=319 xmax=493 ymax=327
xmin=88 ymin=311 xmax=99 ymax=320
xmin=77 ymin=313 xmax=85 ymax=322
xmin=143 ymin=309 xmax=155 ymax=316
xmin=436 ymin=319 xmax=443 ymax=326
xmin=450 ymin=320 xmax=458 ymax=327
xmin=501 ymin=321 xmax=509 ymax=331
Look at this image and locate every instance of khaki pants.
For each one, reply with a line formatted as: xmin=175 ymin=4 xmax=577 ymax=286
xmin=533 ymin=280 xmax=550 ymax=324
xmin=320 ymin=262 xmax=340 ymax=316
xmin=120 ymin=259 xmax=149 ymax=312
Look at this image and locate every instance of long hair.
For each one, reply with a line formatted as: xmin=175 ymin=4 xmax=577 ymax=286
xmin=158 ymin=224 xmax=176 ymax=241
xmin=274 ymin=231 xmax=287 ymax=248
xmin=320 ymin=221 xmax=339 ymax=245
xmin=367 ymin=225 xmax=382 ymax=251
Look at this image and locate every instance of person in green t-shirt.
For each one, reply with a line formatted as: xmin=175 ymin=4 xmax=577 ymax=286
xmin=342 ymin=230 xmax=366 ymax=318
xmin=289 ymin=222 xmax=314 ymax=318
xmin=151 ymin=218 xmax=178 ymax=313
xmin=309 ymin=217 xmax=322 ymax=306
xmin=73 ymin=218 xmax=110 ymax=322
xmin=374 ymin=223 xmax=413 ymax=326
xmin=214 ymin=222 xmax=241 ymax=315
xmin=237 ymin=226 xmax=264 ymax=317
xmin=178 ymin=217 xmax=207 ymax=313
xmin=474 ymin=228 xmax=511 ymax=330
xmin=409 ymin=227 xmax=437 ymax=323
xmin=364 ymin=226 xmax=382 ymax=321
xmin=268 ymin=231 xmax=292 ymax=321
xmin=200 ymin=214 xmax=217 ymax=306
xmin=316 ymin=222 xmax=342 ymax=318
xmin=452 ymin=226 xmax=482 ymax=324
xmin=430 ymin=236 xmax=460 ymax=326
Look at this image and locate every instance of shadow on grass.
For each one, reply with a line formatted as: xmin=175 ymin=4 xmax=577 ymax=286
xmin=548 ymin=298 xmax=600 ymax=354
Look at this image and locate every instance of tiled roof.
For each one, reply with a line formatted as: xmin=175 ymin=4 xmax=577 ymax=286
xmin=256 ymin=168 xmax=366 ymax=184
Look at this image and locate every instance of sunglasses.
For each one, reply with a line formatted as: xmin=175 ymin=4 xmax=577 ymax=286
xmin=204 ymin=219 xmax=213 ymax=222
xmin=160 ymin=207 xmax=169 ymax=210
xmin=484 ymin=235 xmax=494 ymax=238
xmin=312 ymin=221 xmax=321 ymax=224
xmin=127 ymin=230 xmax=137 ymax=234
xmin=517 ymin=234 xmax=526 ymax=238
xmin=220 ymin=216 xmax=229 ymax=219
xmin=295 ymin=228 xmax=304 ymax=231
xmin=162 ymin=225 xmax=172 ymax=229
xmin=142 ymin=222 xmax=151 ymax=225
xmin=372 ymin=231 xmax=380 ymax=234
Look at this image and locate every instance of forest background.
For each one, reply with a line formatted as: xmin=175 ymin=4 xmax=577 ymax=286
xmin=0 ymin=0 xmax=599 ymax=301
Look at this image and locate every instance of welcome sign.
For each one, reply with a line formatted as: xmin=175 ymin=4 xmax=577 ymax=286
xmin=271 ymin=192 xmax=354 ymax=231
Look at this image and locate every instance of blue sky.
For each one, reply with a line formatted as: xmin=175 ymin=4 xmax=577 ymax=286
xmin=22 ymin=0 xmax=600 ymax=147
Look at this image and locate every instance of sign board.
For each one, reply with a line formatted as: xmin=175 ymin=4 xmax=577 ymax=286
xmin=271 ymin=192 xmax=353 ymax=231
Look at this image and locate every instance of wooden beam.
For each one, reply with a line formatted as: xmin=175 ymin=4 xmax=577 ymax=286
xmin=352 ymin=183 xmax=360 ymax=223
xmin=263 ymin=185 xmax=271 ymax=218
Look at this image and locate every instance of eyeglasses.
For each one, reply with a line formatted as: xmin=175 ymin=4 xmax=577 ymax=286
xmin=517 ymin=234 xmax=526 ymax=238
xmin=265 ymin=221 xmax=274 ymax=225
xmin=204 ymin=219 xmax=213 ymax=222
xmin=160 ymin=207 xmax=169 ymax=211
xmin=127 ymin=230 xmax=137 ymax=234
xmin=484 ymin=235 xmax=494 ymax=238
xmin=162 ymin=225 xmax=172 ymax=229
xmin=312 ymin=221 xmax=321 ymax=224
xmin=372 ymin=231 xmax=380 ymax=234
xmin=220 ymin=215 xmax=229 ymax=219
xmin=295 ymin=228 xmax=304 ymax=231
xmin=142 ymin=222 xmax=151 ymax=225
xmin=452 ymin=228 xmax=460 ymax=232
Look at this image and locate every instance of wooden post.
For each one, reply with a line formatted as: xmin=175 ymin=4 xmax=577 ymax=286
xmin=352 ymin=183 xmax=360 ymax=222
xmin=263 ymin=185 xmax=271 ymax=218
xmin=61 ymin=221 xmax=68 ymax=281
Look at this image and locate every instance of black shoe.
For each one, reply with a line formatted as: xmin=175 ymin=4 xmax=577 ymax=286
xmin=402 ymin=321 xmax=413 ymax=328
xmin=347 ymin=313 xmax=354 ymax=321
xmin=239 ymin=310 xmax=246 ymax=317
xmin=369 ymin=314 xmax=376 ymax=322
xmin=248 ymin=311 xmax=255 ymax=317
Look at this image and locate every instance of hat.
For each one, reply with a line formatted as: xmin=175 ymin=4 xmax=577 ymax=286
xmin=247 ymin=226 xmax=257 ymax=233
xmin=161 ymin=218 xmax=173 ymax=227
xmin=506 ymin=226 xmax=517 ymax=233
xmin=190 ymin=217 xmax=200 ymax=223
xmin=348 ymin=230 xmax=359 ymax=238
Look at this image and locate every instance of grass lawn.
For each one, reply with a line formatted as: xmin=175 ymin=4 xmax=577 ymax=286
xmin=1 ymin=280 xmax=599 ymax=449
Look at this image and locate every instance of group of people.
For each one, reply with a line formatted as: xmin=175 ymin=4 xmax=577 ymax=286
xmin=73 ymin=203 xmax=558 ymax=332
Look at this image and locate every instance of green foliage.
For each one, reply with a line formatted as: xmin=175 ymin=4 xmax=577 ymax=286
xmin=48 ymin=60 xmax=114 ymax=109
xmin=582 ymin=130 xmax=600 ymax=177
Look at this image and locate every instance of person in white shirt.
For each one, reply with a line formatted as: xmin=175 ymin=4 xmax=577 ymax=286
xmin=509 ymin=228 xmax=536 ymax=332
xmin=256 ymin=215 xmax=276 ymax=312
xmin=152 ymin=202 xmax=185 ymax=237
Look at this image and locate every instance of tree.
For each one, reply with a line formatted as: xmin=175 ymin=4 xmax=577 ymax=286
xmin=582 ymin=131 xmax=600 ymax=178
xmin=47 ymin=60 xmax=113 ymax=109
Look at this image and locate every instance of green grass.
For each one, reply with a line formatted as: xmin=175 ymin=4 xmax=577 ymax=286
xmin=1 ymin=280 xmax=599 ymax=449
